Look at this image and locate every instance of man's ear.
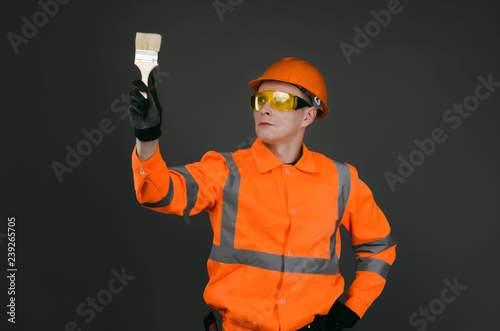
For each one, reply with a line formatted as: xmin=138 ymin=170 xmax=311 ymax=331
xmin=302 ymin=106 xmax=317 ymax=127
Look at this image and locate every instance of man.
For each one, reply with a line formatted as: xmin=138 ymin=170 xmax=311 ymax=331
xmin=128 ymin=57 xmax=397 ymax=331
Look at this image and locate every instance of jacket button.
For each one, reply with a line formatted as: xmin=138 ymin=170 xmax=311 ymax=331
xmin=281 ymin=298 xmax=286 ymax=304
xmin=139 ymin=168 xmax=145 ymax=175
xmin=285 ymin=169 xmax=291 ymax=174
xmin=288 ymin=251 xmax=293 ymax=256
xmin=291 ymin=209 xmax=297 ymax=215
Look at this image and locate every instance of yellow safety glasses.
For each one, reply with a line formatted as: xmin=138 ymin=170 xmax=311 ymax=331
xmin=250 ymin=90 xmax=311 ymax=112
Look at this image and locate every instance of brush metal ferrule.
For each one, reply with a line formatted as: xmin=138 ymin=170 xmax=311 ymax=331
xmin=135 ymin=50 xmax=159 ymax=63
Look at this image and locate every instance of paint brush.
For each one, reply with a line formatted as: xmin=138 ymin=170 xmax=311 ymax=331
xmin=134 ymin=32 xmax=162 ymax=98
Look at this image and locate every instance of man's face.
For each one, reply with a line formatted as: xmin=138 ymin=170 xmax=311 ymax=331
xmin=253 ymin=80 xmax=316 ymax=145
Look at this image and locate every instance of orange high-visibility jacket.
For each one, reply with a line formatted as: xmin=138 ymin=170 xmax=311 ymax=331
xmin=131 ymin=138 xmax=397 ymax=331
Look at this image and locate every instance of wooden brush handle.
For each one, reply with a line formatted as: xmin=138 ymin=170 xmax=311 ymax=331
xmin=135 ymin=62 xmax=158 ymax=98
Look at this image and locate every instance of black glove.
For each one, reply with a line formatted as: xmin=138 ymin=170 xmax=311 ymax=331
xmin=320 ymin=300 xmax=360 ymax=331
xmin=128 ymin=70 xmax=163 ymax=141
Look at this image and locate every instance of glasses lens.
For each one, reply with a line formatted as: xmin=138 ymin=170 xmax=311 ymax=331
xmin=257 ymin=96 xmax=267 ymax=110
xmin=250 ymin=91 xmax=301 ymax=112
xmin=250 ymin=95 xmax=256 ymax=111
xmin=271 ymin=91 xmax=292 ymax=111
xmin=272 ymin=91 xmax=290 ymax=102
xmin=251 ymin=93 xmax=269 ymax=111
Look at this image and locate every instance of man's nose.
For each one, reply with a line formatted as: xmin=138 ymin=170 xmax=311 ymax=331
xmin=260 ymin=102 xmax=272 ymax=115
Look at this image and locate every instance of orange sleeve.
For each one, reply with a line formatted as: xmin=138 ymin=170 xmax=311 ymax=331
xmin=341 ymin=165 xmax=397 ymax=318
xmin=131 ymin=144 xmax=228 ymax=219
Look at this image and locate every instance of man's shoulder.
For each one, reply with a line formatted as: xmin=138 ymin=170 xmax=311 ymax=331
xmin=309 ymin=149 xmax=359 ymax=176
xmin=199 ymin=147 xmax=251 ymax=165
xmin=309 ymin=149 xmax=350 ymax=166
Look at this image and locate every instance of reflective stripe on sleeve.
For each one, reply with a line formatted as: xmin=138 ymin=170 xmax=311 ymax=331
xmin=219 ymin=152 xmax=241 ymax=248
xmin=169 ymin=166 xmax=199 ymax=218
xmin=352 ymin=232 xmax=397 ymax=254
xmin=142 ymin=177 xmax=174 ymax=208
xmin=331 ymin=251 xmax=340 ymax=275
xmin=355 ymin=257 xmax=391 ymax=279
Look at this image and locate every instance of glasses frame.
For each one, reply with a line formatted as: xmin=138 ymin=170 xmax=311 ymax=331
xmin=250 ymin=90 xmax=312 ymax=112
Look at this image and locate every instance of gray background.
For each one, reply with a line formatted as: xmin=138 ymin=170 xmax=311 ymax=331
xmin=2 ymin=0 xmax=500 ymax=330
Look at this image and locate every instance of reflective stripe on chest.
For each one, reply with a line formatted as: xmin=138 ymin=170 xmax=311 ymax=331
xmin=209 ymin=153 xmax=351 ymax=275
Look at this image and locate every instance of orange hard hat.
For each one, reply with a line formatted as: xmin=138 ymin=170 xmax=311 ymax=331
xmin=248 ymin=57 xmax=329 ymax=119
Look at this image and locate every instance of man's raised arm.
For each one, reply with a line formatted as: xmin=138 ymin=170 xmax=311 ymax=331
xmin=136 ymin=138 xmax=158 ymax=162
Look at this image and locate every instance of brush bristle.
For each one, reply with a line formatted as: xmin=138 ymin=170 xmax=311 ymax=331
xmin=135 ymin=32 xmax=162 ymax=52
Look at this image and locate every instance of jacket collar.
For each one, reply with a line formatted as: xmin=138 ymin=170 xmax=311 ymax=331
xmin=250 ymin=138 xmax=318 ymax=173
